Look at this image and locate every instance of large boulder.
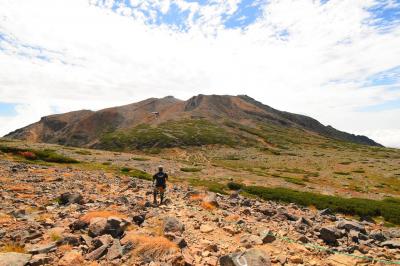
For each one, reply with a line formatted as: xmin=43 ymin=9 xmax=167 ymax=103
xmin=88 ymin=217 xmax=126 ymax=238
xmin=58 ymin=192 xmax=83 ymax=205
xmin=319 ymin=226 xmax=343 ymax=245
xmin=88 ymin=217 xmax=108 ymax=237
xmin=163 ymin=217 xmax=185 ymax=234
xmin=336 ymin=220 xmax=366 ymax=233
xmin=0 ymin=252 xmax=32 ymax=266
xmin=219 ymin=248 xmax=271 ymax=266
xmin=381 ymin=240 xmax=400 ymax=249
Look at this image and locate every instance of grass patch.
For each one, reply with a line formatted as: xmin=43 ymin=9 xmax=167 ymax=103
xmin=0 ymin=145 xmax=78 ymax=164
xmin=121 ymin=168 xmax=152 ymax=181
xmin=180 ymin=167 xmax=202 ymax=172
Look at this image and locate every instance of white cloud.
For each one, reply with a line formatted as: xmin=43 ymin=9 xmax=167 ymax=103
xmin=0 ymin=0 xmax=399 ymax=147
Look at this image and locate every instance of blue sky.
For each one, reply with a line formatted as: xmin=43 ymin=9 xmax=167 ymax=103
xmin=0 ymin=103 xmax=17 ymax=116
xmin=0 ymin=0 xmax=400 ymax=147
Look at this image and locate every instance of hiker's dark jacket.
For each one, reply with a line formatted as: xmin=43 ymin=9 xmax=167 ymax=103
xmin=153 ymin=172 xmax=168 ymax=188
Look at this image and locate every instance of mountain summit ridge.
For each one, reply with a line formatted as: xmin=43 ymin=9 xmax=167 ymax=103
xmin=5 ymin=94 xmax=382 ymax=148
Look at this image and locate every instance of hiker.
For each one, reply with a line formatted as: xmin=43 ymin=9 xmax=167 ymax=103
xmin=153 ymin=165 xmax=168 ymax=204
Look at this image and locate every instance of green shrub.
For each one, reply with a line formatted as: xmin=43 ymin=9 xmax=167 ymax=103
xmin=240 ymin=185 xmax=400 ymax=224
xmin=180 ymin=167 xmax=202 ymax=172
xmin=227 ymin=182 xmax=243 ymax=190
xmin=120 ymin=167 xmax=132 ymax=173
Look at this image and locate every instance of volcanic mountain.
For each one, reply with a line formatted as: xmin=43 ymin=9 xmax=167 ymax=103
xmin=5 ymin=94 xmax=381 ymax=150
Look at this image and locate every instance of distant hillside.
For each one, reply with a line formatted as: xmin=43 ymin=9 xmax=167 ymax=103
xmin=5 ymin=94 xmax=382 ymax=150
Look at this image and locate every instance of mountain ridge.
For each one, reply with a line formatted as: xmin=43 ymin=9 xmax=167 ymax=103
xmin=5 ymin=94 xmax=382 ymax=148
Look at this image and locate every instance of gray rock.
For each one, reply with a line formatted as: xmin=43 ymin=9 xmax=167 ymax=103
xmin=381 ymin=240 xmax=400 ymax=249
xmin=59 ymin=192 xmax=83 ymax=205
xmin=336 ymin=220 xmax=365 ymax=233
xmin=28 ymin=243 xmax=57 ymax=255
xmin=91 ymin=234 xmax=113 ymax=249
xmin=88 ymin=217 xmax=108 ymax=237
xmin=240 ymin=234 xmax=263 ymax=248
xmin=11 ymin=209 xmax=26 ymax=219
xmin=0 ymin=252 xmax=32 ymax=266
xmin=29 ymin=254 xmax=51 ymax=266
xmin=219 ymin=248 xmax=271 ymax=266
xmin=105 ymin=216 xmax=125 ymax=238
xmin=319 ymin=226 xmax=343 ymax=245
xmin=85 ymin=245 xmax=108 ymax=261
xmin=296 ymin=217 xmax=313 ymax=227
xmin=369 ymin=230 xmax=387 ymax=242
xmin=69 ymin=219 xmax=88 ymax=231
xmin=57 ymin=234 xmax=80 ymax=246
xmin=107 ymin=239 xmax=123 ymax=260
xmin=163 ymin=217 xmax=185 ymax=234
xmin=319 ymin=208 xmax=333 ymax=215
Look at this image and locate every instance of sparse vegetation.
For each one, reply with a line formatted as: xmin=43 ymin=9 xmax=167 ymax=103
xmin=99 ymin=119 xmax=237 ymax=151
xmin=180 ymin=167 xmax=202 ymax=172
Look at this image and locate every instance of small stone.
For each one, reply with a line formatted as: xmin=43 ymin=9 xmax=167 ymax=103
xmin=200 ymin=224 xmax=214 ymax=233
xmin=259 ymin=230 xmax=276 ymax=244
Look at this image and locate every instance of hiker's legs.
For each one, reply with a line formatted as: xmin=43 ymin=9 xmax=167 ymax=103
xmin=159 ymin=186 xmax=165 ymax=203
xmin=160 ymin=191 xmax=164 ymax=203
xmin=153 ymin=188 xmax=158 ymax=204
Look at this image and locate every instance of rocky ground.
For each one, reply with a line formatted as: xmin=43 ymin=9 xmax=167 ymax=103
xmin=0 ymin=159 xmax=400 ymax=266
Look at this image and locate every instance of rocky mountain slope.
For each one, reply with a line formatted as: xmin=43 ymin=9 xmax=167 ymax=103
xmin=1 ymin=156 xmax=399 ymax=266
xmin=5 ymin=95 xmax=381 ymax=149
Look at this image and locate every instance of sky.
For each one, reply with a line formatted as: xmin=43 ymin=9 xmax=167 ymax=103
xmin=0 ymin=0 xmax=400 ymax=147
